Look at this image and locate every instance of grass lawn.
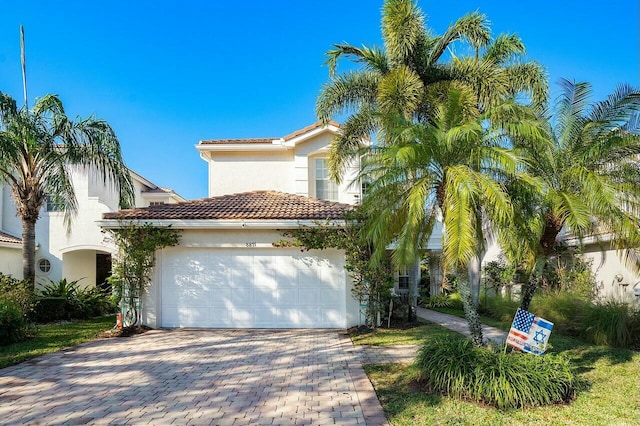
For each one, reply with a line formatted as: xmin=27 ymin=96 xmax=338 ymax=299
xmin=356 ymin=323 xmax=640 ymax=425
xmin=0 ymin=315 xmax=114 ymax=369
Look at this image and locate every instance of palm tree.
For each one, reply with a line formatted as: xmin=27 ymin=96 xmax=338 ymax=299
xmin=317 ymin=0 xmax=546 ymax=182
xmin=359 ymin=88 xmax=539 ymax=345
xmin=317 ymin=0 xmax=491 ymax=181
xmin=317 ymin=0 xmax=547 ymax=310
xmin=0 ymin=92 xmax=134 ymax=285
xmin=510 ymin=79 xmax=640 ymax=310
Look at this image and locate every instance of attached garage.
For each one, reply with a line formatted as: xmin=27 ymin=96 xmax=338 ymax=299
xmin=100 ymin=191 xmax=359 ymax=329
xmin=158 ymin=246 xmax=347 ymax=328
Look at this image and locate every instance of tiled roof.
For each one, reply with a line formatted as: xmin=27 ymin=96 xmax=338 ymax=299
xmin=0 ymin=231 xmax=21 ymax=245
xmin=200 ymin=138 xmax=278 ymax=145
xmin=283 ymin=121 xmax=341 ymax=141
xmin=199 ymin=121 xmax=342 ymax=146
xmin=103 ymin=191 xmax=352 ymax=221
xmin=142 ymin=187 xmax=172 ymax=194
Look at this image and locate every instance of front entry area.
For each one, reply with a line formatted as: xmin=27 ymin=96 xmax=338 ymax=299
xmin=62 ymin=249 xmax=112 ymax=288
xmin=157 ymin=247 xmax=348 ymax=328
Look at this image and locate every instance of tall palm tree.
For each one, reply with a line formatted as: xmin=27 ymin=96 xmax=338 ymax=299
xmin=317 ymin=0 xmax=491 ymax=181
xmin=0 ymin=92 xmax=134 ymax=285
xmin=359 ymin=88 xmax=540 ymax=345
xmin=510 ymin=79 xmax=640 ymax=310
xmin=317 ymin=0 xmax=546 ymax=182
xmin=317 ymin=0 xmax=548 ymax=310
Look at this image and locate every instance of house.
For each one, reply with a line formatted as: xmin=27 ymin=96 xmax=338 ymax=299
xmin=562 ymin=233 xmax=640 ymax=304
xmin=0 ymin=167 xmax=183 ymax=288
xmin=99 ymin=121 xmax=433 ymax=329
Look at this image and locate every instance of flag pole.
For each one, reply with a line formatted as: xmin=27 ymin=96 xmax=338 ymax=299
xmin=20 ymin=25 xmax=28 ymax=109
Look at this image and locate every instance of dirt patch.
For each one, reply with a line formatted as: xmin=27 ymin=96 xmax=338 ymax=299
xmin=98 ymin=326 xmax=151 ymax=338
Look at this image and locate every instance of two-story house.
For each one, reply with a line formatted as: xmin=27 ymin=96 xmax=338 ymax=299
xmin=0 ymin=167 xmax=183 ymax=289
xmin=99 ymin=121 xmax=434 ymax=329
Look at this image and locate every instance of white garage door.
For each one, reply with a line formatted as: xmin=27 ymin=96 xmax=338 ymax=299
xmin=159 ymin=247 xmax=347 ymax=328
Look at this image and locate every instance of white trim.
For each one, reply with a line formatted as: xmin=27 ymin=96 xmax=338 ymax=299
xmin=0 ymin=242 xmax=22 ymax=249
xmin=97 ymin=219 xmax=346 ymax=230
xmin=60 ymin=244 xmax=113 ymax=254
xmin=283 ymin=124 xmax=340 ymax=147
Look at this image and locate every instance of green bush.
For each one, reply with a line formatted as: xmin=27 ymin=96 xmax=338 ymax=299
xmin=580 ymin=301 xmax=639 ymax=348
xmin=414 ymin=337 xmax=576 ymax=409
xmin=0 ymin=273 xmax=34 ymax=315
xmin=479 ymin=294 xmax=519 ymax=323
xmin=33 ymin=279 xmax=113 ymax=323
xmin=0 ymin=273 xmax=35 ymax=345
xmin=0 ymin=298 xmax=32 ymax=345
xmin=529 ymin=292 xmax=587 ymax=336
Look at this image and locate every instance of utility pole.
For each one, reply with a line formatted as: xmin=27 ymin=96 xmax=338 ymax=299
xmin=20 ymin=25 xmax=28 ymax=109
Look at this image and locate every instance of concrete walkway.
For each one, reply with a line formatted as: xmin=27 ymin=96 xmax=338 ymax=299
xmin=416 ymin=307 xmax=508 ymax=344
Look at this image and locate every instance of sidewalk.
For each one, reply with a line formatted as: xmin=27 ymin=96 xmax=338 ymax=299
xmin=416 ymin=307 xmax=508 ymax=344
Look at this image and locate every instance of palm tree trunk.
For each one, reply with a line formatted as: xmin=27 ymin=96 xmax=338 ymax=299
xmin=457 ymin=271 xmax=484 ymax=346
xmin=519 ymin=256 xmax=546 ymax=311
xmin=21 ymin=217 xmax=37 ymax=287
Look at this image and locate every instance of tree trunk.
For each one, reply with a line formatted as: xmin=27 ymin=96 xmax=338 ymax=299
xmin=467 ymin=253 xmax=482 ymax=308
xmin=21 ymin=217 xmax=37 ymax=287
xmin=519 ymin=256 xmax=546 ymax=311
xmin=520 ymin=215 xmax=563 ymax=311
xmin=457 ymin=272 xmax=484 ymax=346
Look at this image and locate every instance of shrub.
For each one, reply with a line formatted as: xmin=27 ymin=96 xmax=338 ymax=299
xmin=0 ymin=273 xmax=34 ymax=315
xmin=479 ymin=294 xmax=519 ymax=323
xmin=0 ymin=298 xmax=32 ymax=345
xmin=580 ymin=301 xmax=639 ymax=347
xmin=414 ymin=337 xmax=576 ymax=409
xmin=33 ymin=279 xmax=113 ymax=322
xmin=0 ymin=273 xmax=35 ymax=345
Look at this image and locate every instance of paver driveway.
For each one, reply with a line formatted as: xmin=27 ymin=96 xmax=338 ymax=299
xmin=0 ymin=330 xmax=390 ymax=425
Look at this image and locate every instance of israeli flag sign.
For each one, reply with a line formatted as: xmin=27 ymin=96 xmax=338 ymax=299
xmin=506 ymin=308 xmax=554 ymax=355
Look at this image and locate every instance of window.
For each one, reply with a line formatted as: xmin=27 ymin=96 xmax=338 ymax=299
xmin=37 ymin=258 xmax=51 ymax=274
xmin=149 ymin=201 xmax=165 ymax=206
xmin=315 ymin=159 xmax=338 ymax=201
xmin=45 ymin=195 xmax=64 ymax=212
xmin=397 ymin=266 xmax=410 ymax=290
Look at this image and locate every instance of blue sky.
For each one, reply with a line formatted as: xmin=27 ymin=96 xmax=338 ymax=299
xmin=1 ymin=1 xmax=638 ymax=200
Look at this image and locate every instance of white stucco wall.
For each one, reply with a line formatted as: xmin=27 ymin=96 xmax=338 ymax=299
xmin=0 ymin=247 xmax=22 ymax=278
xmin=204 ymin=130 xmax=362 ymax=204
xmin=581 ymin=244 xmax=640 ymax=304
xmin=208 ymin=150 xmax=295 ymax=196
xmin=62 ymin=251 xmax=97 ymax=288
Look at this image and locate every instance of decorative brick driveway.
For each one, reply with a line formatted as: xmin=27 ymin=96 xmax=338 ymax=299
xmin=0 ymin=330 xmax=391 ymax=425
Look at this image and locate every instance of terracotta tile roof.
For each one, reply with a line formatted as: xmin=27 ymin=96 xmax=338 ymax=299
xmin=283 ymin=121 xmax=341 ymax=141
xmin=199 ymin=121 xmax=343 ymax=145
xmin=142 ymin=187 xmax=172 ymax=194
xmin=103 ymin=191 xmax=352 ymax=221
xmin=0 ymin=231 xmax=21 ymax=245
xmin=199 ymin=138 xmax=278 ymax=145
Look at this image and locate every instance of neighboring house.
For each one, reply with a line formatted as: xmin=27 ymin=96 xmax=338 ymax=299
xmin=99 ymin=121 xmax=440 ymax=329
xmin=562 ymin=233 xmax=640 ymax=304
xmin=0 ymin=167 xmax=183 ymax=288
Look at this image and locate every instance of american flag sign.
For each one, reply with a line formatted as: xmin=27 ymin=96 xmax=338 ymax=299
xmin=506 ymin=308 xmax=553 ymax=355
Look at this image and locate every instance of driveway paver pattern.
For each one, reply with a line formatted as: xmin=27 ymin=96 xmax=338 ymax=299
xmin=0 ymin=330 xmax=389 ymax=425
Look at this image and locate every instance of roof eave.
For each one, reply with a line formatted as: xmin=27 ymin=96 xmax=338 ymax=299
xmin=97 ymin=219 xmax=346 ymax=230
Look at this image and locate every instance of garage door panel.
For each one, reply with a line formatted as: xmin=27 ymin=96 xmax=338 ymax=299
xmin=209 ymin=287 xmax=232 ymax=306
xmin=160 ymin=247 xmax=346 ymax=328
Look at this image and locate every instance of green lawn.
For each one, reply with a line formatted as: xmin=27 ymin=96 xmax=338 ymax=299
xmin=0 ymin=316 xmax=114 ymax=369
xmin=356 ymin=323 xmax=640 ymax=425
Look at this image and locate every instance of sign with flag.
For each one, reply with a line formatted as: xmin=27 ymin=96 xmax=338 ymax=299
xmin=506 ymin=308 xmax=553 ymax=355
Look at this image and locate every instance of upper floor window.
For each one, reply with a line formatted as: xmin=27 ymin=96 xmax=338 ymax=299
xmin=149 ymin=201 xmax=165 ymax=206
xmin=315 ymin=159 xmax=338 ymax=201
